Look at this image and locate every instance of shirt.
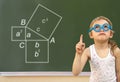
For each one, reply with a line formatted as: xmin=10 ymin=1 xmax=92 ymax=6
xmin=89 ymin=44 xmax=116 ymax=82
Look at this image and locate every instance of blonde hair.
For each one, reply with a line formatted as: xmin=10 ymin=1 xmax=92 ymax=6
xmin=89 ymin=16 xmax=117 ymax=52
xmin=89 ymin=16 xmax=112 ymax=28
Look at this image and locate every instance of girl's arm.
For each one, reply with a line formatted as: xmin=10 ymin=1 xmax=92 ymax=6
xmin=114 ymin=47 xmax=120 ymax=82
xmin=72 ymin=34 xmax=88 ymax=76
xmin=72 ymin=48 xmax=89 ymax=76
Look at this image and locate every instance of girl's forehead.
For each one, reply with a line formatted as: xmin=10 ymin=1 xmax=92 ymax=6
xmin=93 ymin=19 xmax=108 ymax=26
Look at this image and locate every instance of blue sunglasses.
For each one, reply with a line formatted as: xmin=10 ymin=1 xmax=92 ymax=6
xmin=88 ymin=23 xmax=112 ymax=32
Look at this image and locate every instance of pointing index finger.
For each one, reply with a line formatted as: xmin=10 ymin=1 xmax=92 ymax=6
xmin=80 ymin=34 xmax=83 ymax=43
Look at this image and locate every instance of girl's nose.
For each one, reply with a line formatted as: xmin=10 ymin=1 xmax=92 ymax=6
xmin=100 ymin=28 xmax=104 ymax=32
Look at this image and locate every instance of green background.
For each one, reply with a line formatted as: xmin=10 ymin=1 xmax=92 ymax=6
xmin=0 ymin=0 xmax=120 ymax=73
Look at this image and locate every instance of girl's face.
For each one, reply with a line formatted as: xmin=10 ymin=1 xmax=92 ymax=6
xmin=89 ymin=19 xmax=113 ymax=42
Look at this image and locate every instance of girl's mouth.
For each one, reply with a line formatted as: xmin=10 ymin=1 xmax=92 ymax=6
xmin=99 ymin=32 xmax=106 ymax=35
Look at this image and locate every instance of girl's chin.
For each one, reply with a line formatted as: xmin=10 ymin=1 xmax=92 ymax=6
xmin=97 ymin=38 xmax=108 ymax=42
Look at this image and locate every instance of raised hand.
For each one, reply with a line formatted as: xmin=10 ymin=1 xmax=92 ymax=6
xmin=75 ymin=34 xmax=85 ymax=54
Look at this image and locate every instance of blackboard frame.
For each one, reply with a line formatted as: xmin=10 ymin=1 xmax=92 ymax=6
xmin=0 ymin=72 xmax=90 ymax=76
xmin=0 ymin=0 xmax=120 ymax=76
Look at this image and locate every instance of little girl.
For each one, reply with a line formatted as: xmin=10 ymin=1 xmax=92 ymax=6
xmin=72 ymin=16 xmax=120 ymax=82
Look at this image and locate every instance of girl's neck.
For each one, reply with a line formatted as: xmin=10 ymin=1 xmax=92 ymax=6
xmin=94 ymin=40 xmax=109 ymax=49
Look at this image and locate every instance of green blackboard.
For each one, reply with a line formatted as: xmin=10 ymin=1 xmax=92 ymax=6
xmin=0 ymin=0 xmax=120 ymax=76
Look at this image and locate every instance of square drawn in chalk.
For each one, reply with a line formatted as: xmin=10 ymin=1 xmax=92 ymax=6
xmin=26 ymin=4 xmax=62 ymax=39
xmin=25 ymin=41 xmax=49 ymax=63
xmin=11 ymin=26 xmax=25 ymax=41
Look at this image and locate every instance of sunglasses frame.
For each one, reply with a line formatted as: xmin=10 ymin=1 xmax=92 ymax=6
xmin=88 ymin=23 xmax=112 ymax=32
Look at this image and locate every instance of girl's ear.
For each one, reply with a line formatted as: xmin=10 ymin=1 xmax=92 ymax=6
xmin=110 ymin=30 xmax=114 ymax=38
xmin=89 ymin=32 xmax=93 ymax=39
